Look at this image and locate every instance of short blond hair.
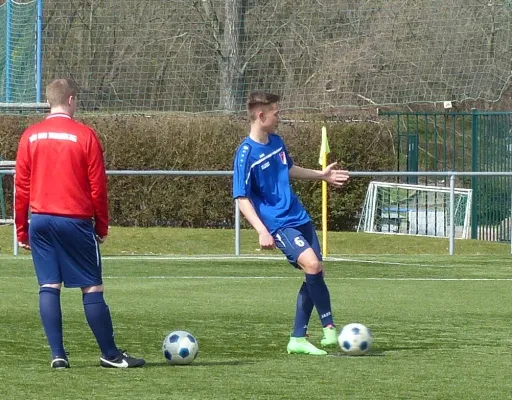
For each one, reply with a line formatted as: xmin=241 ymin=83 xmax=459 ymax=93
xmin=246 ymin=91 xmax=280 ymax=121
xmin=46 ymin=78 xmax=79 ymax=107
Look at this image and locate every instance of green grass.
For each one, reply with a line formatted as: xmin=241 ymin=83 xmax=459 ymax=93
xmin=1 ymin=225 xmax=511 ymax=256
xmin=1 ymin=227 xmax=512 ymax=399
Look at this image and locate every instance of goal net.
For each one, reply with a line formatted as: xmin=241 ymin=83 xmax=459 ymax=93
xmin=0 ymin=0 xmax=38 ymax=103
xmin=358 ymin=181 xmax=472 ymax=239
xmin=6 ymin=0 xmax=509 ymax=112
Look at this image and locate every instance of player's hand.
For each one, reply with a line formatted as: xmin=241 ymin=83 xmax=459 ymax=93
xmin=323 ymin=162 xmax=349 ymax=187
xmin=96 ymin=235 xmax=107 ymax=244
xmin=19 ymin=242 xmax=31 ymax=251
xmin=258 ymin=231 xmax=276 ymax=250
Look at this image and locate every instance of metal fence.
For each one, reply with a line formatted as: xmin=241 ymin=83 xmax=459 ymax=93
xmin=380 ymin=110 xmax=512 ymax=241
xmin=1 ymin=168 xmax=511 ymax=257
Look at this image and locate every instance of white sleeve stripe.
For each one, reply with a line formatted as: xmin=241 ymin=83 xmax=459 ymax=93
xmin=244 ymin=147 xmax=283 ymax=185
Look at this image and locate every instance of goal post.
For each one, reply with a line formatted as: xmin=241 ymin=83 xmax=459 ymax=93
xmin=358 ymin=181 xmax=473 ymax=239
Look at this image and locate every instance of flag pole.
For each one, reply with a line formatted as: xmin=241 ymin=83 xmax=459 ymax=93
xmin=319 ymin=126 xmax=329 ymax=257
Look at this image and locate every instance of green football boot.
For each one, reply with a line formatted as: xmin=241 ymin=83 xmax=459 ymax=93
xmin=286 ymin=337 xmax=327 ymax=356
xmin=320 ymin=325 xmax=338 ymax=347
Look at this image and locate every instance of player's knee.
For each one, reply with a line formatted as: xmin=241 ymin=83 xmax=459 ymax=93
xmin=81 ymin=284 xmax=104 ymax=294
xmin=40 ymin=283 xmax=62 ymax=290
xmin=301 ymin=259 xmax=323 ymax=275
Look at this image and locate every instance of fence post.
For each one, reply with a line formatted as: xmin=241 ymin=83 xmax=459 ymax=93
xmin=12 ymin=178 xmax=17 ymax=256
xmin=449 ymin=174 xmax=455 ymax=255
xmin=471 ymin=108 xmax=479 ymax=239
xmin=5 ymin=0 xmax=12 ymax=102
xmin=0 ymin=172 xmax=5 ymax=220
xmin=235 ymin=199 xmax=240 ymax=256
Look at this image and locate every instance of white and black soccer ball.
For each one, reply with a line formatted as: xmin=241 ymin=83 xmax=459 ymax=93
xmin=162 ymin=330 xmax=199 ymax=365
xmin=338 ymin=323 xmax=373 ymax=356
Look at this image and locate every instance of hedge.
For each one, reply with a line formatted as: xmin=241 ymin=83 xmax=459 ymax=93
xmin=0 ymin=114 xmax=395 ymax=230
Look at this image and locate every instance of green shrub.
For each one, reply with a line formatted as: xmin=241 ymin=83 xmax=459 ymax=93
xmin=0 ymin=114 xmax=395 ymax=230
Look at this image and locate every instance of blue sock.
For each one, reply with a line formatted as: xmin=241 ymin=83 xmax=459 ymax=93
xmin=82 ymin=292 xmax=120 ymax=359
xmin=39 ymin=287 xmax=66 ymax=358
xmin=305 ymin=271 xmax=334 ymax=327
xmin=292 ymin=282 xmax=314 ymax=337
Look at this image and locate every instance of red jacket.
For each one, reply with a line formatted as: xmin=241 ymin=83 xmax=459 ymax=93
xmin=15 ymin=113 xmax=108 ymax=243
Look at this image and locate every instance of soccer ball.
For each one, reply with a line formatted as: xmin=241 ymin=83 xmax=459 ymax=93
xmin=162 ymin=330 xmax=199 ymax=365
xmin=338 ymin=323 xmax=373 ymax=356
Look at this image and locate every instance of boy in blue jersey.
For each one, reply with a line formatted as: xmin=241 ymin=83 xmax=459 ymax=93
xmin=232 ymin=91 xmax=350 ymax=355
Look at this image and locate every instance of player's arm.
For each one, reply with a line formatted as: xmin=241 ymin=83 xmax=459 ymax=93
xmin=14 ymin=134 xmax=31 ymax=248
xmin=88 ymin=131 xmax=109 ymax=241
xmin=289 ymin=163 xmax=349 ymax=187
xmin=233 ymin=144 xmax=275 ymax=250
xmin=237 ymin=197 xmax=275 ymax=250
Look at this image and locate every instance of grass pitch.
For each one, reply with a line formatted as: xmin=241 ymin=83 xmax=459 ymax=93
xmin=1 ymin=227 xmax=512 ymax=399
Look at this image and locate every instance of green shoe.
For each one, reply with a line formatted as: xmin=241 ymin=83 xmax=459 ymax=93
xmin=287 ymin=337 xmax=327 ymax=356
xmin=320 ymin=326 xmax=338 ymax=347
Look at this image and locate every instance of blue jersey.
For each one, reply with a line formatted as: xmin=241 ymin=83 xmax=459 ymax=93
xmin=232 ymin=133 xmax=310 ymax=234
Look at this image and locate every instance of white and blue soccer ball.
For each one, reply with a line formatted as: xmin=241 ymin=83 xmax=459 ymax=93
xmin=162 ymin=330 xmax=199 ymax=365
xmin=338 ymin=323 xmax=373 ymax=356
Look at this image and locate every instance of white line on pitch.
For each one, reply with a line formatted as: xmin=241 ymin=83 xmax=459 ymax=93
xmin=97 ymin=255 xmax=430 ymax=267
xmin=101 ymin=276 xmax=512 ymax=281
xmin=327 ymin=257 xmax=429 ymax=267
xmin=0 ymin=254 xmax=441 ymax=267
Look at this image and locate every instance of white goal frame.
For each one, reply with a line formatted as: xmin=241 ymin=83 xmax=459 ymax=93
xmin=358 ymin=181 xmax=473 ymax=239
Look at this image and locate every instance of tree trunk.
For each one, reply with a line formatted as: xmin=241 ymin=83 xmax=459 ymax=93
xmin=218 ymin=0 xmax=246 ymax=111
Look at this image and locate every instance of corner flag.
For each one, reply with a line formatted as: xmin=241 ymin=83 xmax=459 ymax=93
xmin=319 ymin=126 xmax=330 ymax=166
xmin=319 ymin=126 xmax=329 ymax=256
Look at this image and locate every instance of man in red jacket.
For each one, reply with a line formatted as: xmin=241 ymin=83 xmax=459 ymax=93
xmin=15 ymin=78 xmax=145 ymax=369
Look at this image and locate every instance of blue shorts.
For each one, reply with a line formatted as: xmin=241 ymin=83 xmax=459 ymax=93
xmin=273 ymin=221 xmax=322 ymax=269
xmin=29 ymin=214 xmax=103 ymax=288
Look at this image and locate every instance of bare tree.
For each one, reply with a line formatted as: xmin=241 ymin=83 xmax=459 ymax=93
xmin=195 ymin=0 xmax=247 ymax=111
xmin=40 ymin=0 xmax=512 ymax=111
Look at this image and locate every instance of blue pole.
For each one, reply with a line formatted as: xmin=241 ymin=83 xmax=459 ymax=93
xmin=36 ymin=0 xmax=43 ymax=102
xmin=5 ymin=0 xmax=11 ymax=102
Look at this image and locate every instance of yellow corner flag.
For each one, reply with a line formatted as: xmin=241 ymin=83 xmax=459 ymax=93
xmin=319 ymin=126 xmax=330 ymax=256
xmin=319 ymin=126 xmax=330 ymax=166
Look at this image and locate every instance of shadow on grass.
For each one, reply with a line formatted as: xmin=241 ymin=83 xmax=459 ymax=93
xmin=51 ymin=359 xmax=258 ymax=369
xmin=143 ymin=359 xmax=259 ymax=368
xmin=378 ymin=344 xmax=454 ymax=352
xmin=327 ymin=350 xmax=386 ymax=358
